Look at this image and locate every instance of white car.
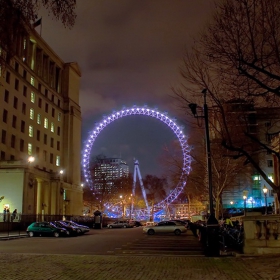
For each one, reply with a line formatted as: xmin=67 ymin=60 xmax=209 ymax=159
xmin=107 ymin=221 xmax=132 ymax=228
xmin=143 ymin=221 xmax=187 ymax=235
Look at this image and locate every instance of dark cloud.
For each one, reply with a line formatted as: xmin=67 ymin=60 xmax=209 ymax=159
xmin=37 ymin=0 xmax=215 ymax=177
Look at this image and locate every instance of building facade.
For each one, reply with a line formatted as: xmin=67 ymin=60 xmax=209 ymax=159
xmin=91 ymin=156 xmax=129 ymax=194
xmin=0 ymin=25 xmax=83 ymax=216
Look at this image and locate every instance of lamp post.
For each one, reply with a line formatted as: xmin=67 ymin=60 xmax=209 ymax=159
xmin=263 ymin=185 xmax=268 ymax=215
xmin=189 ymin=89 xmax=219 ymax=257
xmin=189 ymin=89 xmax=217 ymax=224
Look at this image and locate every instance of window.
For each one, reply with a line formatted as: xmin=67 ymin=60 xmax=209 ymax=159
xmin=22 ymin=103 xmax=26 ymax=114
xmin=45 ymin=89 xmax=48 ymax=97
xmin=44 ymin=134 xmax=47 ymax=144
xmin=266 ymin=134 xmax=273 ymax=142
xmin=57 ymin=141 xmax=60 ymax=151
xmin=1 ymin=130 xmax=6 ymax=144
xmin=30 ymin=76 xmax=35 ymax=86
xmin=36 ymin=130 xmax=40 ymax=141
xmin=58 ymin=112 xmax=62 ymax=121
xmin=36 ymin=147 xmax=40 ymax=156
xmin=43 ymin=150 xmax=47 ymax=161
xmin=38 ymin=83 xmax=41 ymax=92
xmin=23 ymin=86 xmax=27 ymax=97
xmin=265 ymin=121 xmax=271 ymax=128
xmin=15 ymin=62 xmax=19 ymax=72
xmin=31 ymin=92 xmax=35 ymax=103
xmin=30 ymin=108 xmax=34 ymax=120
xmin=12 ymin=115 xmax=16 ymax=128
xmin=58 ymin=99 xmax=61 ymax=108
xmin=4 ymin=90 xmax=9 ymax=102
xmin=267 ymin=160 xmax=273 ymax=167
xmin=23 ymin=70 xmax=27 ymax=79
xmin=45 ymin=103 xmax=49 ymax=113
xmin=20 ymin=139 xmax=24 ymax=152
xmin=38 ymin=98 xmax=42 ymax=108
xmin=44 ymin=118 xmax=48 ymax=129
xmin=51 ymin=94 xmax=54 ymax=102
xmin=37 ymin=114 xmax=41 ymax=124
xmin=13 ymin=97 xmax=18 ymax=109
xmin=11 ymin=135 xmax=15 ymax=148
xmin=21 ymin=120 xmax=25 ymax=133
xmin=10 ymin=155 xmax=15 ymax=160
xmin=51 ymin=122 xmax=54 ymax=132
xmin=56 ymin=156 xmax=60 ymax=166
xmin=0 ymin=151 xmax=5 ymax=160
xmin=15 ymin=79 xmax=19 ymax=90
xmin=50 ymin=153 xmax=54 ymax=164
xmin=50 ymin=137 xmax=54 ymax=148
xmin=5 ymin=71 xmax=10 ymax=83
xmin=57 ymin=126 xmax=60 ymax=136
xmin=28 ymin=143 xmax=32 ymax=155
xmin=29 ymin=125 xmax=33 ymax=137
xmin=52 ymin=108 xmax=55 ymax=118
xmin=3 ymin=109 xmax=7 ymax=123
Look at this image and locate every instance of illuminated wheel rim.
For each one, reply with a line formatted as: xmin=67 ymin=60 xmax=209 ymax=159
xmin=82 ymin=106 xmax=192 ymax=212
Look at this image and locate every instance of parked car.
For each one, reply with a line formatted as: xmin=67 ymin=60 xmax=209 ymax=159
xmin=107 ymin=220 xmax=132 ymax=228
xmin=130 ymin=221 xmax=144 ymax=227
xmin=26 ymin=222 xmax=69 ymax=237
xmin=50 ymin=221 xmax=79 ymax=236
xmin=61 ymin=220 xmax=90 ymax=234
xmin=143 ymin=221 xmax=187 ymax=235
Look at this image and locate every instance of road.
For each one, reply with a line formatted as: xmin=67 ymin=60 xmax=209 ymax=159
xmin=0 ymin=227 xmax=204 ymax=256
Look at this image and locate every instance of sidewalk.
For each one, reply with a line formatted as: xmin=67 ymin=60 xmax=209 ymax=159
xmin=0 ymin=231 xmax=27 ymax=240
xmin=0 ymin=253 xmax=280 ymax=280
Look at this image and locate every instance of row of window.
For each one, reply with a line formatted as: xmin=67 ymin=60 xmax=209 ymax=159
xmin=4 ymin=89 xmax=62 ymax=121
xmin=5 ymin=68 xmax=61 ymax=107
xmin=2 ymin=110 xmax=61 ymax=136
xmin=0 ymin=148 xmax=60 ymax=166
xmin=1 ymin=129 xmax=60 ymax=151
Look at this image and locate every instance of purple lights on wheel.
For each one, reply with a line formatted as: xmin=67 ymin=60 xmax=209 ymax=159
xmin=82 ymin=106 xmax=192 ymax=211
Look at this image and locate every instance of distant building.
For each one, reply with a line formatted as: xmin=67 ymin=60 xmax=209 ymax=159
xmin=0 ymin=23 xmax=83 ymax=216
xmin=210 ymin=99 xmax=279 ymax=209
xmin=91 ymin=156 xmax=129 ymax=194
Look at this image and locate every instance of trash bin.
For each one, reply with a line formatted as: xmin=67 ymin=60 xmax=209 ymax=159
xmin=93 ymin=210 xmax=102 ymax=229
xmin=204 ymin=223 xmax=220 ymax=257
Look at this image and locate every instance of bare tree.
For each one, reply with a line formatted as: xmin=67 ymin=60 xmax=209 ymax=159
xmin=174 ymin=0 xmax=280 ymax=207
xmin=0 ymin=0 xmax=76 ymax=65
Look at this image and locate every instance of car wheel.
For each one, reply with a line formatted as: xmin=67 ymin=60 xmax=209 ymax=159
xmin=147 ymin=229 xmax=155 ymax=235
xmin=77 ymin=229 xmax=82 ymax=234
xmin=174 ymin=229 xmax=181 ymax=236
xmin=28 ymin=231 xmax=34 ymax=237
xmin=123 ymin=225 xmax=127 ymax=228
xmin=54 ymin=232 xmax=60 ymax=237
xmin=109 ymin=225 xmax=113 ymax=229
xmin=65 ymin=231 xmax=70 ymax=236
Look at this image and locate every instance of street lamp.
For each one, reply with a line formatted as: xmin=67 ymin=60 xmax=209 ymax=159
xmin=189 ymin=89 xmax=217 ymax=225
xmin=242 ymin=190 xmax=248 ymax=216
xmin=189 ymin=89 xmax=219 ymax=257
xmin=230 ymin=201 xmax=233 ymax=206
xmin=28 ymin=156 xmax=35 ymax=163
xmin=263 ymin=185 xmax=268 ymax=215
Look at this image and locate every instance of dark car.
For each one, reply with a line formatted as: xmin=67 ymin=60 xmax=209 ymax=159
xmin=61 ymin=220 xmax=90 ymax=234
xmin=50 ymin=221 xmax=79 ymax=236
xmin=130 ymin=221 xmax=144 ymax=227
xmin=26 ymin=222 xmax=69 ymax=237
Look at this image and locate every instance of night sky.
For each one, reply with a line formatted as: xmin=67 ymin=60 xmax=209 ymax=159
xmin=37 ymin=0 xmax=215 ymax=178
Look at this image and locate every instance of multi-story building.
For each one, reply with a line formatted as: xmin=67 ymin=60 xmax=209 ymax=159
xmin=211 ymin=99 xmax=279 ymax=209
xmin=0 ymin=24 xmax=83 ymax=216
xmin=91 ymin=156 xmax=129 ymax=194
